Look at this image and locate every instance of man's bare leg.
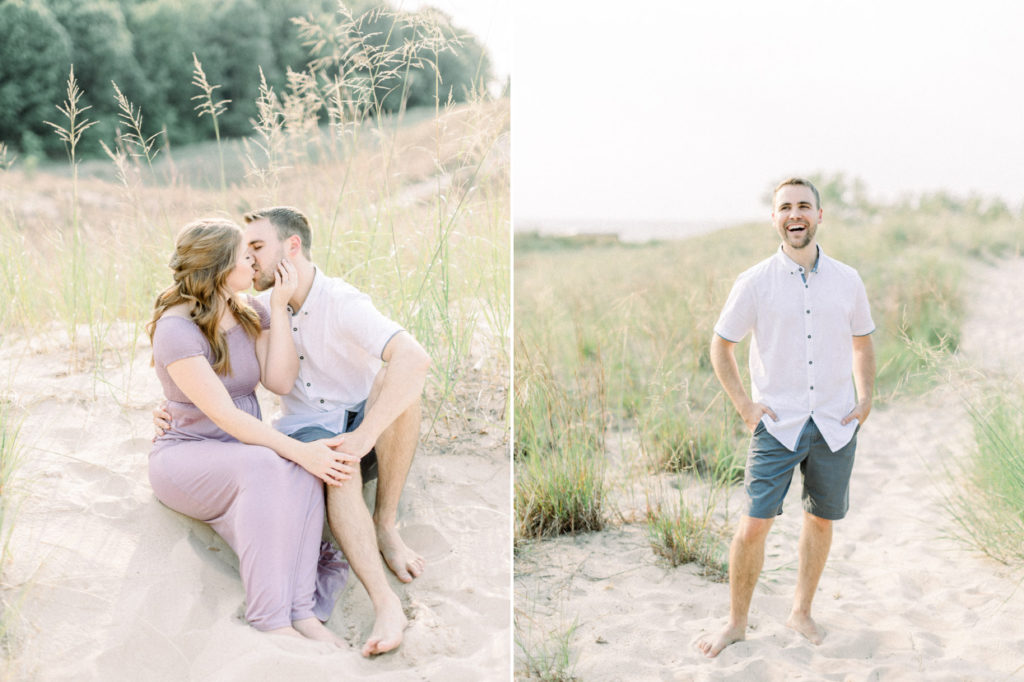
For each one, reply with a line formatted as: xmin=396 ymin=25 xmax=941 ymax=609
xmin=786 ymin=511 xmax=831 ymax=644
xmin=326 ymin=471 xmax=407 ymax=656
xmin=366 ymin=369 xmax=425 ymax=582
xmin=696 ymin=515 xmax=774 ymax=658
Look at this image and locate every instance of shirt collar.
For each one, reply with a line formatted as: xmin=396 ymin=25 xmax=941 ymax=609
xmin=291 ymin=266 xmax=325 ymax=315
xmin=774 ymin=243 xmax=824 ymax=274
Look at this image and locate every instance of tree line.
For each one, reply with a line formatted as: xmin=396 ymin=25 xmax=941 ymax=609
xmin=0 ymin=0 xmax=494 ymax=159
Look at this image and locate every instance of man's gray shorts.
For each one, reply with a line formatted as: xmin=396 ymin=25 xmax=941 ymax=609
xmin=746 ymin=418 xmax=857 ymax=521
xmin=288 ymin=400 xmax=378 ymax=483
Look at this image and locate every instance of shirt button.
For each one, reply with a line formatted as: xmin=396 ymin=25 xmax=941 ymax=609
xmin=810 ymin=386 xmax=814 ymax=390
xmin=806 ymin=309 xmax=810 ymax=314
xmin=807 ymin=334 xmax=812 ymax=339
xmin=293 ymin=327 xmax=297 ymax=332
xmin=320 ymin=399 xmax=324 ymax=404
xmin=306 ymin=382 xmax=311 ymax=387
xmin=299 ymin=355 xmax=304 ymax=360
xmin=809 ymin=361 xmax=813 ymax=365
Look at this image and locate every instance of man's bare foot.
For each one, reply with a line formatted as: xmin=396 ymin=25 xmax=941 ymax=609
xmin=293 ymin=617 xmax=346 ymax=648
xmin=694 ymin=623 xmax=746 ymax=658
xmin=361 ymin=593 xmax=408 ymax=657
xmin=376 ymin=525 xmax=424 ymax=583
xmin=786 ymin=611 xmax=825 ymax=645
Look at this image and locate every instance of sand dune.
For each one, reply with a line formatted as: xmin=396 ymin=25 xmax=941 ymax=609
xmin=515 ymin=258 xmax=1024 ymax=680
xmin=1 ymin=330 xmax=509 ymax=681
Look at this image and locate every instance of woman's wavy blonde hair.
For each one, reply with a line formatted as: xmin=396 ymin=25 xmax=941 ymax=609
xmin=147 ymin=219 xmax=262 ymax=375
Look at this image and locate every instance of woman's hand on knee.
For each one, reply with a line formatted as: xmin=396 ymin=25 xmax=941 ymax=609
xmin=293 ymin=441 xmax=360 ymax=486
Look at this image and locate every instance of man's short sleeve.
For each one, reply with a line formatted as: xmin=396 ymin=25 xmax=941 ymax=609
xmin=331 ymin=293 xmax=404 ymax=359
xmin=851 ymin=274 xmax=874 ymax=336
xmin=714 ymin=273 xmax=757 ymax=343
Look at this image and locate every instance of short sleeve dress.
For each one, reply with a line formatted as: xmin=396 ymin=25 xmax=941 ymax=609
xmin=148 ymin=298 xmax=347 ymax=630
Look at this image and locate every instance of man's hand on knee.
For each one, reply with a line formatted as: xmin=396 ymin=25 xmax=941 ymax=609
xmin=327 ymin=427 xmax=376 ymax=459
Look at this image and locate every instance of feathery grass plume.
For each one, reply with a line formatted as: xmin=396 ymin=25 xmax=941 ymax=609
xmin=242 ymin=67 xmax=289 ymax=200
xmin=945 ymin=390 xmax=1024 ymax=565
xmin=0 ymin=143 xmax=15 ymax=172
xmin=191 ymin=53 xmax=230 ymax=194
xmin=281 ymin=68 xmax=324 ymax=165
xmin=111 ymin=81 xmax=162 ymax=173
xmin=44 ymin=65 xmax=98 ymax=361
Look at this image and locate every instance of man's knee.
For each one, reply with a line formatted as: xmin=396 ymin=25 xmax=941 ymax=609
xmin=803 ymin=511 xmax=833 ymax=531
xmin=326 ymin=470 xmax=365 ymax=506
xmin=735 ymin=515 xmax=774 ymax=546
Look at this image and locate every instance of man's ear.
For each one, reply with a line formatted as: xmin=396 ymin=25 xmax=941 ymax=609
xmin=287 ymin=234 xmax=301 ymax=257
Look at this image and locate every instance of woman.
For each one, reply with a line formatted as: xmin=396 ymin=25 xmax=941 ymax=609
xmin=147 ymin=218 xmax=356 ymax=644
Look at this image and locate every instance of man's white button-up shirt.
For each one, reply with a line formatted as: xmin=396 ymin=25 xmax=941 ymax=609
xmin=258 ymin=268 xmax=403 ymax=435
xmin=714 ymin=246 xmax=874 ymax=452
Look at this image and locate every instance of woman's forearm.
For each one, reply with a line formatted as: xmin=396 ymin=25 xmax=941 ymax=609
xmin=261 ymin=304 xmax=300 ymax=394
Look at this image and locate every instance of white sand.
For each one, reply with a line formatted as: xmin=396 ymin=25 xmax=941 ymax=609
xmin=515 ymin=258 xmax=1024 ymax=680
xmin=1 ymin=330 xmax=509 ymax=681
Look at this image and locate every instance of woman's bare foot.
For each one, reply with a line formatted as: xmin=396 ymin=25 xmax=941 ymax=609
xmin=786 ymin=611 xmax=825 ymax=644
xmin=293 ymin=617 xmax=346 ymax=648
xmin=265 ymin=626 xmax=304 ymax=639
xmin=694 ymin=623 xmax=746 ymax=658
xmin=361 ymin=593 xmax=408 ymax=657
xmin=376 ymin=525 xmax=424 ymax=583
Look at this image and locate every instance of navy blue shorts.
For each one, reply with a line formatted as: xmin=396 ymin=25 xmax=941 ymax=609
xmin=745 ymin=419 xmax=857 ymax=521
xmin=288 ymin=401 xmax=378 ymax=483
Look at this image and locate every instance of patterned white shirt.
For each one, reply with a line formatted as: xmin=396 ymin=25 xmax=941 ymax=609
xmin=258 ymin=268 xmax=403 ymax=434
xmin=714 ymin=245 xmax=874 ymax=452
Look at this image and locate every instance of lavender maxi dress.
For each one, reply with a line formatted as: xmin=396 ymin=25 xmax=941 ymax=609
xmin=148 ymin=299 xmax=347 ymax=630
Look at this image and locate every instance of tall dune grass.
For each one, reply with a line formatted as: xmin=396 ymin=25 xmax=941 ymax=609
xmin=0 ymin=399 xmax=23 ymax=659
xmin=946 ymin=390 xmax=1024 ymax=565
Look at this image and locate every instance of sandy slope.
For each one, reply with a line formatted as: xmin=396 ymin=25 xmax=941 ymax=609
xmin=1 ymin=330 xmax=509 ymax=681
xmin=515 ymin=258 xmax=1024 ymax=681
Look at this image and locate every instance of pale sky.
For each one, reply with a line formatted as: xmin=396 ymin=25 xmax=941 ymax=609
xmin=513 ymin=0 xmax=1024 ymax=226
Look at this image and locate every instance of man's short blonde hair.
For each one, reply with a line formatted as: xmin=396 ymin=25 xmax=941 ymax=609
xmin=243 ymin=206 xmax=313 ymax=258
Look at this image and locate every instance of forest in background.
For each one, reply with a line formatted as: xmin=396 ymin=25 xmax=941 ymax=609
xmin=0 ymin=0 xmax=494 ymax=161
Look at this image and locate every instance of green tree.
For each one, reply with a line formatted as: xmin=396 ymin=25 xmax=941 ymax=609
xmin=0 ymin=0 xmax=72 ymax=156
xmin=48 ymin=0 xmax=145 ymax=154
xmin=194 ymin=0 xmax=277 ymax=137
xmin=127 ymin=0 xmax=211 ymax=146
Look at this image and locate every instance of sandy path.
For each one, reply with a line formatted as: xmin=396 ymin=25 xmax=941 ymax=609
xmin=1 ymin=332 xmax=509 ymax=681
xmin=515 ymin=259 xmax=1024 ymax=680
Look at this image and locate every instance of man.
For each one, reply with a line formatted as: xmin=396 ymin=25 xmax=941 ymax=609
xmin=695 ymin=178 xmax=875 ymax=658
xmin=156 ymin=206 xmax=431 ymax=657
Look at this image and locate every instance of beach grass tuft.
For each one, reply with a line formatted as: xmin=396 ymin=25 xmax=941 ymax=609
xmin=645 ymin=474 xmax=730 ymax=580
xmin=945 ymin=390 xmax=1024 ymax=565
xmin=514 ymin=342 xmax=607 ymax=541
xmin=514 ymin=610 xmax=579 ymax=681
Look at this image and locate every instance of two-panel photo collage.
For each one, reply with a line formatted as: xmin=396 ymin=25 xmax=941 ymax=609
xmin=1 ymin=1 xmax=1023 ymax=680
